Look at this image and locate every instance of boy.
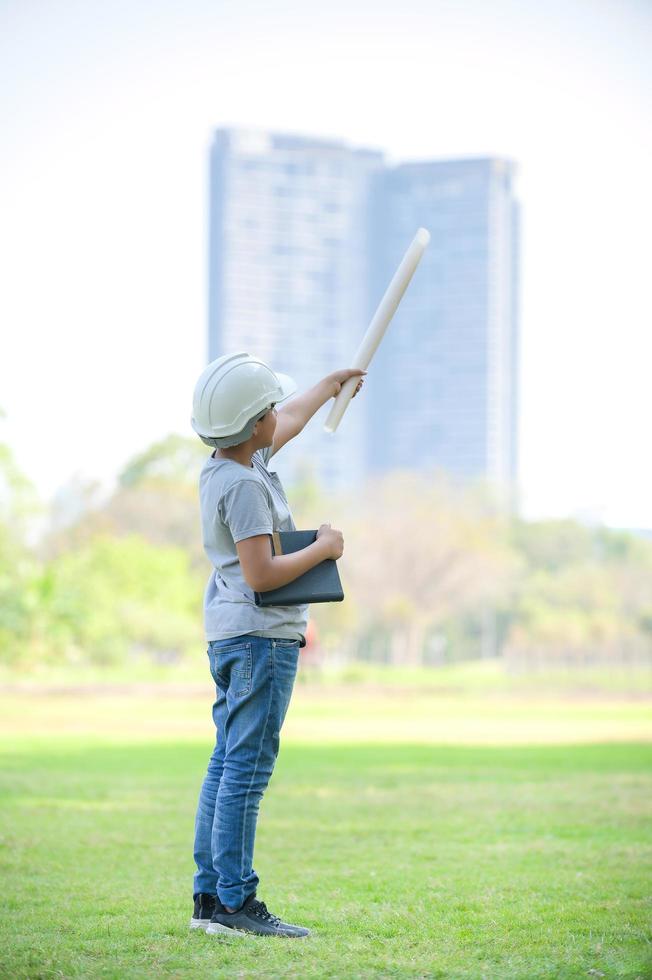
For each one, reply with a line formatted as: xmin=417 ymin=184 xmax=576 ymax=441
xmin=189 ymin=351 xmax=365 ymax=938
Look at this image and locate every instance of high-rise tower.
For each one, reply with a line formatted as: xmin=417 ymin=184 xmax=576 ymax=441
xmin=207 ymin=128 xmax=383 ymax=490
xmin=368 ymin=159 xmax=519 ymax=495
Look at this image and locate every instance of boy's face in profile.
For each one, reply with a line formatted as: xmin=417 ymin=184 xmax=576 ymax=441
xmin=215 ymin=403 xmax=278 ymax=460
xmin=255 ymin=405 xmax=277 ymax=447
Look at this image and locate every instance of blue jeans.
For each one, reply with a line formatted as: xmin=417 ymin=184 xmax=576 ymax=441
xmin=192 ymin=635 xmax=301 ymax=909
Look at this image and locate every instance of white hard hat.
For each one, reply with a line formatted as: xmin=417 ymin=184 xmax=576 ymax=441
xmin=191 ymin=351 xmax=297 ymax=446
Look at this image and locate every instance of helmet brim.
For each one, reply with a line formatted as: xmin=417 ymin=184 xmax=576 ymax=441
xmin=273 ymin=371 xmax=298 ymax=405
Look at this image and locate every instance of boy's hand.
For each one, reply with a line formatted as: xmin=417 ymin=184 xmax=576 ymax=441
xmin=316 ymin=523 xmax=344 ymax=560
xmin=329 ymin=368 xmax=367 ymax=398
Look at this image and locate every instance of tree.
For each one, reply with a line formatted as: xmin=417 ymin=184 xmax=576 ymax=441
xmin=42 ymin=535 xmax=203 ymax=665
xmin=118 ymin=434 xmax=207 ymax=489
xmin=0 ymin=411 xmax=45 ymax=665
xmin=299 ymin=470 xmax=519 ymax=665
xmin=505 ymin=519 xmax=652 ymax=667
xmin=42 ymin=435 xmax=208 ymax=571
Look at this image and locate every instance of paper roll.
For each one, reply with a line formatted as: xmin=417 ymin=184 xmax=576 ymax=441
xmin=324 ymin=227 xmax=430 ymax=434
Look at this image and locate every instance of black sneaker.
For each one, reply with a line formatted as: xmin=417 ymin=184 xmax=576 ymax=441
xmin=190 ymin=892 xmax=220 ymax=931
xmin=206 ymin=892 xmax=310 ymax=938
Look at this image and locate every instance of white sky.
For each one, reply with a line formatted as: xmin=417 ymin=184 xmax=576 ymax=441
xmin=1 ymin=0 xmax=651 ymax=527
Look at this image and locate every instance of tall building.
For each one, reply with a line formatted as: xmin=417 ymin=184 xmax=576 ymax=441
xmin=208 ymin=128 xmax=383 ymax=491
xmin=368 ymin=159 xmax=519 ymax=493
xmin=207 ymin=129 xmax=519 ymax=500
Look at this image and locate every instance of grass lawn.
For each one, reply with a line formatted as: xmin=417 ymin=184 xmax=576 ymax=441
xmin=0 ymin=678 xmax=651 ymax=978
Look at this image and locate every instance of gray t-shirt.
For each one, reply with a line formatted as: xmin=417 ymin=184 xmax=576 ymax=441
xmin=199 ymin=443 xmax=309 ymax=643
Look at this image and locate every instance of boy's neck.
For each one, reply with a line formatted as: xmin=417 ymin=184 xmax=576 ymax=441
xmin=213 ymin=448 xmax=254 ymax=468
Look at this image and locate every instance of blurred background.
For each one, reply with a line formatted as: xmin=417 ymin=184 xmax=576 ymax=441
xmin=1 ymin=0 xmax=651 ymax=684
xmin=3 ymin=10 xmax=652 ymax=974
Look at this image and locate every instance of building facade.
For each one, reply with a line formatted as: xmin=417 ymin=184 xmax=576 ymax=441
xmin=208 ymin=128 xmax=383 ymax=491
xmin=368 ymin=159 xmax=519 ymax=494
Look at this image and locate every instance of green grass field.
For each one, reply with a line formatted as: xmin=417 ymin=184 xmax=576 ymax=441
xmin=1 ymin=667 xmax=651 ymax=978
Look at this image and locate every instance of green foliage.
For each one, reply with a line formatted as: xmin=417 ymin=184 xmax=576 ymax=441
xmin=0 ymin=550 xmax=41 ymax=666
xmin=510 ymin=517 xmax=595 ymax=570
xmin=0 ymin=424 xmax=46 ymax=664
xmin=0 ymin=429 xmax=42 ymax=542
xmin=118 ymin=434 xmax=207 ymax=489
xmin=506 ymin=518 xmax=652 ymax=664
xmin=1 ymin=427 xmax=651 ymax=670
xmin=40 ymin=535 xmax=203 ymax=666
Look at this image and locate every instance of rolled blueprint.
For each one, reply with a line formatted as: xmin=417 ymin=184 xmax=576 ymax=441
xmin=324 ymin=227 xmax=431 ymax=434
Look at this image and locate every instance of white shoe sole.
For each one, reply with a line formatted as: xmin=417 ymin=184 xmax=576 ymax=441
xmin=206 ymin=922 xmax=250 ymax=938
xmin=189 ymin=917 xmax=212 ymax=932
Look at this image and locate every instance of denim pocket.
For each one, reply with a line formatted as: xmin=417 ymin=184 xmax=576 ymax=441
xmin=212 ymin=641 xmax=253 ymax=698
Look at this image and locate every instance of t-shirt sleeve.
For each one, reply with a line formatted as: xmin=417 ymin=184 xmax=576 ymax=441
xmin=219 ymin=479 xmax=274 ymax=543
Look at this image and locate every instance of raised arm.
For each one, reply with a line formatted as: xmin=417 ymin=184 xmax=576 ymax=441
xmin=270 ymin=369 xmax=366 ymax=457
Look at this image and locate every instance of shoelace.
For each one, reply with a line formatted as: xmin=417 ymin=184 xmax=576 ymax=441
xmin=249 ymin=899 xmax=282 ymax=926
